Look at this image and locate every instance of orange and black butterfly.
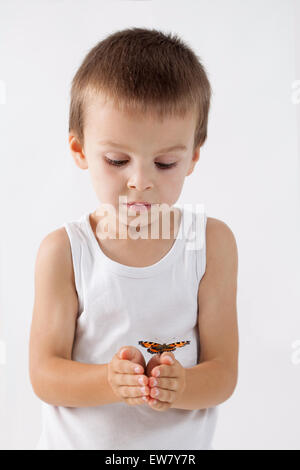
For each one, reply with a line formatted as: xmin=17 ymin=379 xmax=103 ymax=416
xmin=138 ymin=340 xmax=190 ymax=355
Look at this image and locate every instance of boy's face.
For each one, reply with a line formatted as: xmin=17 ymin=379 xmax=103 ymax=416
xmin=69 ymin=93 xmax=200 ymax=233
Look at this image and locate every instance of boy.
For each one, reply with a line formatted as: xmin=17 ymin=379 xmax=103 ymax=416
xmin=29 ymin=27 xmax=238 ymax=450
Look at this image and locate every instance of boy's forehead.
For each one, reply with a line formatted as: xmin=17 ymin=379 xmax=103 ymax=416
xmin=85 ymin=93 xmax=197 ymax=143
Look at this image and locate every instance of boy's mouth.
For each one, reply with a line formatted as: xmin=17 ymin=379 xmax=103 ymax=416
xmin=125 ymin=202 xmax=152 ymax=212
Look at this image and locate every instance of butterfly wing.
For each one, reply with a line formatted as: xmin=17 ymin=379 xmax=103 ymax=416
xmin=160 ymin=345 xmax=177 ymax=352
xmin=139 ymin=340 xmax=191 ymax=355
xmin=139 ymin=341 xmax=161 ymax=354
xmin=166 ymin=341 xmax=191 ymax=350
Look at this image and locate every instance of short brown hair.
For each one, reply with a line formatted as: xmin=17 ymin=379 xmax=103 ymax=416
xmin=69 ymin=27 xmax=212 ymax=151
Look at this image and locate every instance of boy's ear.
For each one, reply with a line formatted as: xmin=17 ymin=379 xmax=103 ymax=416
xmin=186 ymin=145 xmax=201 ymax=176
xmin=69 ymin=134 xmax=88 ymax=170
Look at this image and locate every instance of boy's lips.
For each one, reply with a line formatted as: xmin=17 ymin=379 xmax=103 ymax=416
xmin=124 ymin=202 xmax=152 ymax=212
xmin=126 ymin=202 xmax=152 ymax=206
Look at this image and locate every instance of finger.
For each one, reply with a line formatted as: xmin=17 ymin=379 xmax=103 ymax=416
xmin=114 ymin=373 xmax=149 ymax=387
xmin=148 ymin=376 xmax=178 ymax=391
xmin=160 ymin=352 xmax=175 ymax=365
xmin=119 ymin=384 xmax=150 ymax=399
xmin=149 ymin=387 xmax=176 ymax=403
xmin=114 ymin=356 xmax=144 ymax=375
xmin=118 ymin=346 xmax=146 ymax=368
xmin=145 ymin=354 xmax=161 ymax=376
xmin=151 ymin=364 xmax=177 ymax=378
xmin=149 ymin=352 xmax=176 ymax=378
xmin=147 ymin=397 xmax=171 ymax=411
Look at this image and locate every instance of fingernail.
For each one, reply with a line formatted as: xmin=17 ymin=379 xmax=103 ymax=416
xmin=138 ymin=377 xmax=144 ymax=385
xmin=154 ymin=369 xmax=160 ymax=377
xmin=135 ymin=366 xmax=142 ymax=373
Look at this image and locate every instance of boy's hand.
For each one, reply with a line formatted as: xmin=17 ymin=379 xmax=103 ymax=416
xmin=144 ymin=352 xmax=186 ymax=412
xmin=107 ymin=346 xmax=150 ymax=406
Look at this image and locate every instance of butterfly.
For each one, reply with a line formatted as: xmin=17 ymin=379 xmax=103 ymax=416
xmin=138 ymin=340 xmax=190 ymax=355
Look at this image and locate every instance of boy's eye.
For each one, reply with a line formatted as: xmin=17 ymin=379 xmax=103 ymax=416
xmin=104 ymin=157 xmax=177 ymax=170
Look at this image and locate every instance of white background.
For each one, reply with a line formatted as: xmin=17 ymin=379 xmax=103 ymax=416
xmin=0 ymin=0 xmax=299 ymax=450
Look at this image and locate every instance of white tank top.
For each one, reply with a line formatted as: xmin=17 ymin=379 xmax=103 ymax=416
xmin=36 ymin=204 xmax=218 ymax=450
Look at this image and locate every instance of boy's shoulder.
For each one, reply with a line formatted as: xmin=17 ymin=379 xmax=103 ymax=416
xmin=205 ymin=216 xmax=238 ymax=264
xmin=38 ymin=227 xmax=70 ymax=255
xmin=206 ymin=216 xmax=236 ymax=240
xmin=206 ymin=215 xmax=231 ymax=226
xmin=36 ymin=227 xmax=75 ymax=284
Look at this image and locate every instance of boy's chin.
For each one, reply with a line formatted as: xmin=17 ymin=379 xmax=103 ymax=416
xmin=118 ymin=208 xmax=161 ymax=227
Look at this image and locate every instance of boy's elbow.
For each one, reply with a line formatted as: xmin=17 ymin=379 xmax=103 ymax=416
xmin=29 ymin=358 xmax=53 ymax=404
xmin=215 ymin=359 xmax=238 ymax=403
xmin=225 ymin=379 xmax=238 ymax=402
xmin=223 ymin=367 xmax=238 ymax=402
xmin=31 ymin=381 xmax=44 ymax=402
xmin=29 ymin=365 xmax=45 ymax=401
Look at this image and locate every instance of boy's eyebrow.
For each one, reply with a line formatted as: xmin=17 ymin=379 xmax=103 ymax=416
xmin=97 ymin=140 xmax=187 ymax=154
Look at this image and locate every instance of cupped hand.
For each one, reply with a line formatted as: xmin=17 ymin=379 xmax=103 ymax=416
xmin=107 ymin=346 xmax=150 ymax=406
xmin=144 ymin=352 xmax=186 ymax=412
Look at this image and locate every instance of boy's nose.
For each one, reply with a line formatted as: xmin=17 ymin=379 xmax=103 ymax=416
xmin=127 ymin=175 xmax=154 ymax=191
xmin=126 ymin=161 xmax=155 ymax=191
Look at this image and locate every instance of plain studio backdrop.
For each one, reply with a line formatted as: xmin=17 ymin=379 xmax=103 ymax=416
xmin=0 ymin=0 xmax=299 ymax=450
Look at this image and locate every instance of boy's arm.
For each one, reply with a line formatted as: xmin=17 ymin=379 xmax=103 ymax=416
xmin=29 ymin=229 xmax=119 ymax=407
xmin=171 ymin=218 xmax=239 ymax=410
